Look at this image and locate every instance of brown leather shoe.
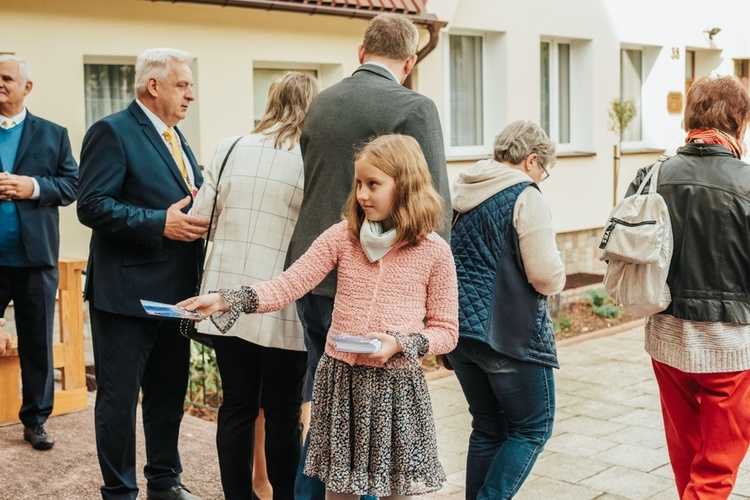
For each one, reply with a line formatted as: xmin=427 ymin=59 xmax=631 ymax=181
xmin=23 ymin=424 xmax=55 ymax=450
xmin=146 ymin=484 xmax=201 ymax=500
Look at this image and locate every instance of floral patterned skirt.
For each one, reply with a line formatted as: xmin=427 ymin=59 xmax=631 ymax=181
xmin=304 ymin=353 xmax=445 ymax=496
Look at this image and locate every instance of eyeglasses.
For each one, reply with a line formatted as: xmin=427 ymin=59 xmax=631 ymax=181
xmin=539 ymin=159 xmax=550 ymax=181
xmin=527 ymin=154 xmax=550 ymax=181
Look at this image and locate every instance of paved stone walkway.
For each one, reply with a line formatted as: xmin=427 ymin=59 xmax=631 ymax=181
xmin=427 ymin=326 xmax=750 ymax=499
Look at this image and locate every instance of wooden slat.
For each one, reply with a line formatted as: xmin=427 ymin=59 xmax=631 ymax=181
xmin=0 ymin=257 xmax=89 ymax=425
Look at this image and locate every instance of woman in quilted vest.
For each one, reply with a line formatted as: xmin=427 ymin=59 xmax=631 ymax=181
xmin=626 ymin=76 xmax=750 ymax=499
xmin=448 ymin=120 xmax=565 ymax=499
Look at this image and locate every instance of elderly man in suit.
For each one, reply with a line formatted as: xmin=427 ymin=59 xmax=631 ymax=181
xmin=286 ymin=13 xmax=452 ymax=498
xmin=77 ymin=48 xmax=209 ymax=500
xmin=0 ymin=54 xmax=78 ymax=450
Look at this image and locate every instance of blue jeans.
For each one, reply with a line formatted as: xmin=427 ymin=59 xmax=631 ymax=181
xmin=294 ymin=293 xmax=376 ymax=500
xmin=448 ymin=339 xmax=555 ymax=500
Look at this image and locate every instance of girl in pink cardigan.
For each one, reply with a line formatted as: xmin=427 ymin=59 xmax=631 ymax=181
xmin=181 ymin=134 xmax=458 ymax=498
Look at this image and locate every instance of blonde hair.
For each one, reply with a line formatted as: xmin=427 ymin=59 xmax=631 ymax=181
xmin=362 ymin=13 xmax=419 ymax=62
xmin=345 ymin=134 xmax=444 ymax=245
xmin=253 ymin=72 xmax=320 ymax=150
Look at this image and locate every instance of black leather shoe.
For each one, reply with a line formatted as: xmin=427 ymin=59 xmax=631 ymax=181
xmin=23 ymin=424 xmax=54 ymax=450
xmin=146 ymin=484 xmax=201 ymax=500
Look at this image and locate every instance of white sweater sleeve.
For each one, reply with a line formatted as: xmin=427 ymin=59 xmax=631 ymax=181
xmin=513 ymin=186 xmax=566 ymax=296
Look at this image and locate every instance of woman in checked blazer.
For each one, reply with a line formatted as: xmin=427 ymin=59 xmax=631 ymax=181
xmin=189 ymin=71 xmax=319 ymax=500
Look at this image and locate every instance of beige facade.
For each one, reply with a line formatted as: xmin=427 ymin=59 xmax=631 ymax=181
xmin=5 ymin=0 xmax=750 ymax=270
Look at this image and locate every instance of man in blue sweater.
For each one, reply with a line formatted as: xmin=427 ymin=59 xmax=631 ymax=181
xmin=0 ymin=54 xmax=78 ymax=450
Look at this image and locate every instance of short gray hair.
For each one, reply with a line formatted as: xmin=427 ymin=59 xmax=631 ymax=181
xmin=134 ymin=48 xmax=193 ymax=96
xmin=0 ymin=54 xmax=31 ymax=85
xmin=493 ymin=120 xmax=556 ymax=168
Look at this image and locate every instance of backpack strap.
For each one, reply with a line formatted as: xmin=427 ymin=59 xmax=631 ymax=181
xmin=636 ymin=154 xmax=670 ymax=196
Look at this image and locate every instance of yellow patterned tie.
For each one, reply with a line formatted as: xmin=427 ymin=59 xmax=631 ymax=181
xmin=162 ymin=128 xmax=195 ymax=195
xmin=1 ymin=119 xmax=15 ymax=130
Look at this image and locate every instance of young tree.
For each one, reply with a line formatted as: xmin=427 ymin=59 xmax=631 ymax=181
xmin=608 ymin=99 xmax=637 ymax=205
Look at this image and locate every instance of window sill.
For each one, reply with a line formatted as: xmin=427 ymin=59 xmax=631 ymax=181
xmin=621 ymin=147 xmax=666 ymax=155
xmin=557 ymin=151 xmax=596 ymax=158
xmin=446 ymin=154 xmax=491 ymax=163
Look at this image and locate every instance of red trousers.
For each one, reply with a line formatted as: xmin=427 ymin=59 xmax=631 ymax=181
xmin=652 ymin=359 xmax=750 ymax=499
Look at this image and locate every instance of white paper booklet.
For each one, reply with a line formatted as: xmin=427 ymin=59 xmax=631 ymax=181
xmin=331 ymin=334 xmax=382 ymax=354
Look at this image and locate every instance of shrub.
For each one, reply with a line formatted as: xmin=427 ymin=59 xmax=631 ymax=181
xmin=553 ymin=314 xmax=574 ymax=333
xmin=585 ymin=288 xmax=623 ymax=319
xmin=592 ymin=303 xmax=622 ymax=319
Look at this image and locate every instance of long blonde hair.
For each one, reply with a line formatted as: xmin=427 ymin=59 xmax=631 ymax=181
xmin=345 ymin=134 xmax=444 ymax=245
xmin=252 ymin=72 xmax=320 ymax=150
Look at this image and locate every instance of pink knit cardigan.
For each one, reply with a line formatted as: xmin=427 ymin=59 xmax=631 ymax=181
xmin=252 ymin=221 xmax=459 ymax=368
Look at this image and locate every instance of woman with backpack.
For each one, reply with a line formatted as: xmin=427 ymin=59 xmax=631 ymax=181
xmin=626 ymin=75 xmax=750 ymax=499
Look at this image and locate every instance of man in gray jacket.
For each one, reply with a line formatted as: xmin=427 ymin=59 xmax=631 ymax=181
xmin=287 ymin=12 xmax=451 ymax=498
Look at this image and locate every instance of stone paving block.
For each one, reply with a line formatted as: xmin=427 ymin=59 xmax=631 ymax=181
xmin=434 ymin=411 xmax=472 ymax=431
xmin=553 ymin=415 xmax=628 ymax=437
xmin=627 ymin=379 xmax=661 ymax=395
xmin=563 ymin=383 xmax=646 ymax=405
xmin=531 ymin=451 xmax=613 ymax=483
xmin=611 ymin=408 xmax=664 ymax=430
xmin=515 ymin=476 xmax=603 ymax=499
xmin=649 ymin=487 xmax=678 ymax=499
xmin=556 ymin=392 xmax=586 ymax=410
xmin=625 ymin=393 xmax=662 ymax=411
xmin=543 ymin=432 xmax=619 ymax=457
xmin=600 ymin=424 xmax=667 ymax=449
xmin=575 ymin=362 xmax=654 ymax=388
xmin=438 ymin=448 xmax=467 ymax=474
xmin=564 ymin=397 xmax=633 ymax=420
xmin=590 ymin=443 xmax=670 ymax=472
xmin=580 ymin=465 xmax=674 ymax=499
xmin=445 ymin=469 xmax=465 ymax=489
xmin=650 ymin=463 xmax=674 ymax=479
xmin=731 ymin=471 xmax=750 ymax=497
xmin=555 ymin=408 xmax=576 ymax=422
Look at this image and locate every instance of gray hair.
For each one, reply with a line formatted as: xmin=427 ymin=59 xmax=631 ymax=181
xmin=493 ymin=120 xmax=556 ymax=168
xmin=134 ymin=48 xmax=193 ymax=96
xmin=0 ymin=54 xmax=31 ymax=85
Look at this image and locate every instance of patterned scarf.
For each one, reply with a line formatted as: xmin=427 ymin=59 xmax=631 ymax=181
xmin=685 ymin=128 xmax=743 ymax=158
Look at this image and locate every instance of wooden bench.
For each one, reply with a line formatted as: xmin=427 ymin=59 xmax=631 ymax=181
xmin=0 ymin=258 xmax=88 ymax=425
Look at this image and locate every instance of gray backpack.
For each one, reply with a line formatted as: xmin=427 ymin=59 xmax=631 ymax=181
xmin=598 ymin=155 xmax=673 ymax=317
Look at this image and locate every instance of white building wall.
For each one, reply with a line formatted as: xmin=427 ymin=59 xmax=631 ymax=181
xmin=3 ymin=0 xmax=750 ymax=265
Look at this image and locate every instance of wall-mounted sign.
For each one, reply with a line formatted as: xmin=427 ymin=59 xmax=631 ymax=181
xmin=667 ymin=92 xmax=683 ymax=114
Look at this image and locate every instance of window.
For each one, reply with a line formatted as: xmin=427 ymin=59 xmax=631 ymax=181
xmin=448 ymin=34 xmax=484 ymax=149
xmin=540 ymin=40 xmax=572 ymax=145
xmin=620 ymin=49 xmax=643 ymax=142
xmin=253 ymin=68 xmax=317 ymax=127
xmin=84 ymin=64 xmax=135 ymax=129
xmin=735 ymin=59 xmax=750 ymax=92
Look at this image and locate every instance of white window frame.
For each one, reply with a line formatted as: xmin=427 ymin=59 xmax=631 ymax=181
xmin=251 ymin=65 xmax=321 ymax=127
xmin=540 ymin=38 xmax=574 ymax=150
xmin=620 ymin=47 xmax=644 ymax=145
xmin=443 ymin=32 xmax=488 ymax=159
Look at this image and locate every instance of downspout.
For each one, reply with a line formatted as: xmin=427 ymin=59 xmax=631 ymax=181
xmin=404 ymin=19 xmax=447 ymax=90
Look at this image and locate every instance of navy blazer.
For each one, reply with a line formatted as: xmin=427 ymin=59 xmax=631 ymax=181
xmin=77 ymin=101 xmax=203 ymax=317
xmin=10 ymin=111 xmax=78 ymax=267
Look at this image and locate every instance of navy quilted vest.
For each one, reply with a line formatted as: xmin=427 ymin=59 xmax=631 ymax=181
xmin=451 ymin=182 xmax=559 ymax=368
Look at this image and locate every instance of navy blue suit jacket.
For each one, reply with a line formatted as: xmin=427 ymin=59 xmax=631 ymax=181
xmin=77 ymin=101 xmax=203 ymax=317
xmin=11 ymin=111 xmax=78 ymax=267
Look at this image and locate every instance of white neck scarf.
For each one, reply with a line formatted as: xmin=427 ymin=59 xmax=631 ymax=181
xmin=359 ymin=219 xmax=397 ymax=263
